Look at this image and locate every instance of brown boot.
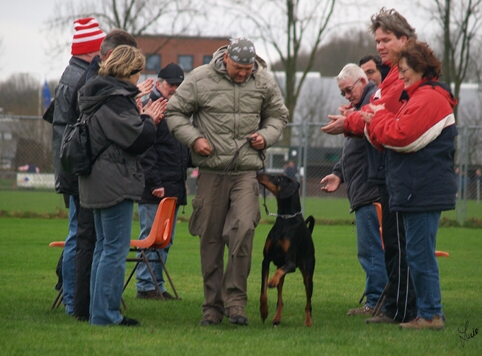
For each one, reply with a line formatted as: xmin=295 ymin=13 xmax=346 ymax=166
xmin=365 ymin=313 xmax=398 ymax=324
xmin=347 ymin=304 xmax=374 ymax=316
xmin=136 ymin=290 xmax=162 ymax=300
xmin=399 ymin=315 xmax=444 ymax=330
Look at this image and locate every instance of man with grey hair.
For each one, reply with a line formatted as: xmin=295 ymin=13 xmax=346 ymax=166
xmin=165 ymin=37 xmax=288 ymax=326
xmin=321 ymin=64 xmax=387 ymax=316
xmin=322 ymin=8 xmax=418 ymax=325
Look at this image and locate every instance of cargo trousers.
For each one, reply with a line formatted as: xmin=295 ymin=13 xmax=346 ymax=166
xmin=189 ymin=171 xmax=261 ymax=320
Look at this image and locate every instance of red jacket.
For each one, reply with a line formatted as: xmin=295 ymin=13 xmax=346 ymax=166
xmin=343 ymin=66 xmax=404 ymax=137
xmin=366 ymin=78 xmax=457 ymax=152
xmin=365 ymin=78 xmax=458 ymax=213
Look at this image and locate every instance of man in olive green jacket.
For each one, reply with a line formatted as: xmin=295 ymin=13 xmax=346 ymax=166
xmin=166 ymin=38 xmax=288 ymax=327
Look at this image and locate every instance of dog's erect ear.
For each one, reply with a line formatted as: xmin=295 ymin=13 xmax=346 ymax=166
xmin=278 ymin=179 xmax=300 ymax=200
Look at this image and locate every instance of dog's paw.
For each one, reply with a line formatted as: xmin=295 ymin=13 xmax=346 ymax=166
xmin=260 ymin=308 xmax=268 ymax=322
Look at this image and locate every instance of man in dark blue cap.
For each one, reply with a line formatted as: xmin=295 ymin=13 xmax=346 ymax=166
xmin=135 ymin=62 xmax=189 ymax=301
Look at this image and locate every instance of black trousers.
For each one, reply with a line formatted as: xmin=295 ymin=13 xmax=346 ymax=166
xmin=378 ymin=184 xmax=417 ymax=322
xmin=72 ymin=196 xmax=97 ymax=320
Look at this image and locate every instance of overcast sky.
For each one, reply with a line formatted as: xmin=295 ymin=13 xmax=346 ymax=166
xmin=0 ymin=0 xmax=433 ymax=84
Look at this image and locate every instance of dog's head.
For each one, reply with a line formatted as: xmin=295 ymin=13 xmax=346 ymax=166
xmin=257 ymin=173 xmax=300 ymax=200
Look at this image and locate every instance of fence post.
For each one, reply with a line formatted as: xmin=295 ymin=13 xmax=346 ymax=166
xmin=456 ymin=126 xmax=469 ymax=226
xmin=301 ymin=122 xmax=309 ymax=215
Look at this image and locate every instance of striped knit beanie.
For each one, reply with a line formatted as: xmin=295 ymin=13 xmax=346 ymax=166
xmin=71 ymin=17 xmax=106 ymax=55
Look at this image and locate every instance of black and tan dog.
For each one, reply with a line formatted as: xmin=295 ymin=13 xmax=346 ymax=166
xmin=257 ymin=172 xmax=315 ymax=326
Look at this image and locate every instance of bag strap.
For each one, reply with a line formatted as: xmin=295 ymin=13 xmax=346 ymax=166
xmin=91 ymin=141 xmax=112 ymax=164
xmin=80 ymin=97 xmax=113 ymax=165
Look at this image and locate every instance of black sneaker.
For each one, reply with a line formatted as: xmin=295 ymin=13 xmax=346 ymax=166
xmin=119 ymin=317 xmax=140 ymax=327
xmin=227 ymin=306 xmax=248 ymax=325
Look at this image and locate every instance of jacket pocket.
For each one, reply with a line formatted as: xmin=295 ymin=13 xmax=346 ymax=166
xmin=189 ymin=197 xmax=204 ymax=236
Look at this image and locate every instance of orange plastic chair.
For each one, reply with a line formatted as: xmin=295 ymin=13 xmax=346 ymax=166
xmin=123 ymin=197 xmax=179 ymax=302
xmin=373 ymin=202 xmax=384 ymax=250
xmin=48 ymin=241 xmax=65 ymax=310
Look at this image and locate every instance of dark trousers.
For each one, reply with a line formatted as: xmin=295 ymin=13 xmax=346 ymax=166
xmin=72 ymin=196 xmax=96 ymax=320
xmin=378 ymin=185 xmax=417 ymax=322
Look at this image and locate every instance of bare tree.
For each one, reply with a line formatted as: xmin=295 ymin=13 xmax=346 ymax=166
xmin=272 ymin=29 xmax=376 ymax=77
xmin=221 ymin=0 xmax=336 ymax=126
xmin=427 ymin=0 xmax=482 ymax=120
xmin=0 ymin=74 xmax=40 ymax=116
xmin=45 ymin=0 xmax=204 ymax=57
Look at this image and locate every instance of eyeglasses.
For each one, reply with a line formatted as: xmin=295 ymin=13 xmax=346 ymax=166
xmin=340 ymin=78 xmax=360 ymax=97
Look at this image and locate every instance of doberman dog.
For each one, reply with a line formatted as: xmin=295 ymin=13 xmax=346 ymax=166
xmin=257 ymin=172 xmax=315 ymax=326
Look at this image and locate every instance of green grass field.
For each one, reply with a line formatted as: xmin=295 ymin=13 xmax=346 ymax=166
xmin=0 ymin=216 xmax=481 ymax=355
xmin=0 ymin=190 xmax=481 ymax=226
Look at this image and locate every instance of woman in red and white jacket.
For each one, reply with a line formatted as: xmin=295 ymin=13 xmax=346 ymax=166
xmin=362 ymin=40 xmax=458 ymax=330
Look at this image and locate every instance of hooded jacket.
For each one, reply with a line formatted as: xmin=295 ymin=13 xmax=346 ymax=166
xmin=366 ymin=79 xmax=458 ymax=212
xmin=78 ymin=75 xmax=156 ymax=209
xmin=165 ymin=45 xmax=289 ymax=173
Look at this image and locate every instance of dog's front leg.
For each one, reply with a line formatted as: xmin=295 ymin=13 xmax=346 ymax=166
xmin=268 ymin=261 xmax=295 ymax=288
xmin=260 ymin=258 xmax=270 ymax=322
xmin=272 ymin=275 xmax=285 ymax=326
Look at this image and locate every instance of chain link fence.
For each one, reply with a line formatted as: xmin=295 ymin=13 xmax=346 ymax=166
xmin=1 ymin=116 xmax=481 ymax=224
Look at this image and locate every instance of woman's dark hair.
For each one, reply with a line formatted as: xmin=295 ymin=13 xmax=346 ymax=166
xmin=395 ymin=39 xmax=442 ymax=80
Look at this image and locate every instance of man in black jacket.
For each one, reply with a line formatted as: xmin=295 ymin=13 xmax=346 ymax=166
xmin=136 ymin=63 xmax=189 ymax=300
xmin=321 ymin=63 xmax=388 ymax=316
xmin=52 ymin=17 xmax=105 ymax=317
xmin=66 ymin=29 xmax=141 ymax=321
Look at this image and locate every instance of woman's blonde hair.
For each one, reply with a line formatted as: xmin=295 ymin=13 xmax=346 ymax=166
xmin=98 ymin=45 xmax=145 ymax=78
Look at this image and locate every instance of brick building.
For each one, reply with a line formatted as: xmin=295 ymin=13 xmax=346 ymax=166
xmin=135 ymin=35 xmax=229 ymax=75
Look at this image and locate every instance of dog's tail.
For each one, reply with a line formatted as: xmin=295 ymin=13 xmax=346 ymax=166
xmin=305 ymin=216 xmax=315 ymax=234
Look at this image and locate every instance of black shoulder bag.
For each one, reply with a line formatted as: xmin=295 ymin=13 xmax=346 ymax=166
xmin=60 ymin=110 xmax=111 ymax=176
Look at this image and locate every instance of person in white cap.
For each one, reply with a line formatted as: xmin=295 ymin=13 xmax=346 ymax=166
xmin=52 ymin=17 xmax=106 ymax=317
xmin=166 ymin=38 xmax=288 ymax=326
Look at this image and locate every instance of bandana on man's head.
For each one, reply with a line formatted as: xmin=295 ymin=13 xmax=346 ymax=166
xmin=227 ymin=38 xmax=256 ymax=64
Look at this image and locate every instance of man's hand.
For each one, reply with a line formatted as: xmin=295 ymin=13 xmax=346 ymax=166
xmin=193 ymin=138 xmax=212 ymax=156
xmin=151 ymin=187 xmax=165 ymax=199
xmin=320 ymin=174 xmax=341 ymax=193
xmin=136 ymin=79 xmax=154 ymax=99
xmin=321 ymin=115 xmax=346 ymax=135
xmin=338 ymin=104 xmax=354 ymax=116
xmin=360 ymin=103 xmax=384 ymax=124
xmin=248 ymin=133 xmax=265 ymax=150
xmin=143 ymin=98 xmax=167 ymax=125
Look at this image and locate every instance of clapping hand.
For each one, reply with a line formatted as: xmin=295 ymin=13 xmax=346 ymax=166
xmin=136 ymin=78 xmax=154 ymax=99
xmin=338 ymin=104 xmax=354 ymax=116
xmin=360 ymin=103 xmax=385 ymax=123
xmin=321 ymin=114 xmax=346 ymax=135
xmin=143 ymin=98 xmax=168 ymax=125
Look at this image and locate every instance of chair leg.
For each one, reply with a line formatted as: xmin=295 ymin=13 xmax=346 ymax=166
xmin=51 ymin=287 xmax=63 ymax=310
xmin=358 ymin=290 xmax=366 ymax=305
xmin=123 ymin=260 xmax=141 ymax=294
xmin=373 ymin=281 xmax=390 ymax=316
xmin=142 ymin=250 xmax=165 ymax=301
xmin=155 ymin=250 xmax=180 ymax=300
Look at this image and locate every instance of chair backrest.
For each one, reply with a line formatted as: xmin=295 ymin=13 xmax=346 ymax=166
xmin=130 ymin=197 xmax=177 ymax=249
